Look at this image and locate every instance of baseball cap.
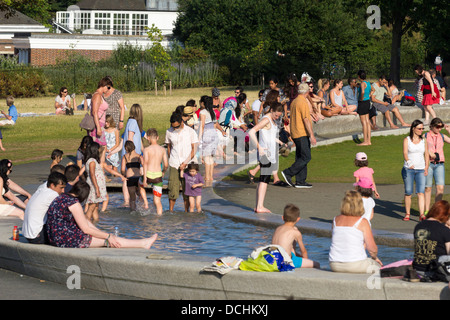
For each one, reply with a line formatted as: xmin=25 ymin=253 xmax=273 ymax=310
xmin=355 ymin=152 xmax=368 ymax=161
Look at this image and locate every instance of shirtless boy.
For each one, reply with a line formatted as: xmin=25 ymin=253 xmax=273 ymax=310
xmin=272 ymin=203 xmax=320 ymax=268
xmin=142 ymin=128 xmax=168 ymax=215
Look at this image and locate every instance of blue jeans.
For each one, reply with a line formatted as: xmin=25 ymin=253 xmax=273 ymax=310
xmin=402 ymin=167 xmax=425 ymax=195
xmin=426 ymin=163 xmax=445 ymax=187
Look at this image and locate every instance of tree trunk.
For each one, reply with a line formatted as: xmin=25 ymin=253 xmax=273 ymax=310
xmin=389 ymin=15 xmax=403 ymax=86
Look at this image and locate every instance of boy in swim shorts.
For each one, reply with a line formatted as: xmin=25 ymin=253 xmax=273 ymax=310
xmin=271 ymin=204 xmax=320 ymax=269
xmin=142 ymin=128 xmax=168 ymax=215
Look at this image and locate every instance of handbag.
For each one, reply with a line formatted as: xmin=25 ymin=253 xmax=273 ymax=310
xmin=79 ymin=112 xmax=95 ymax=131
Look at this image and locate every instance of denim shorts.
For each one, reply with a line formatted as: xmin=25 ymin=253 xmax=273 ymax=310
xmin=426 ymin=163 xmax=445 ymax=187
xmin=402 ymin=167 xmax=425 ymax=195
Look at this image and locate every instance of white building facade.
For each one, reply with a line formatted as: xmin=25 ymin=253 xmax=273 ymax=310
xmin=55 ymin=0 xmax=178 ymax=36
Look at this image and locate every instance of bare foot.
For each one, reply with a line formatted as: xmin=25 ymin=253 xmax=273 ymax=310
xmin=401 ymin=123 xmax=411 ymax=127
xmin=254 ymin=207 xmax=272 ymax=214
xmin=390 ymin=125 xmax=399 ymax=129
xmin=143 ymin=234 xmax=158 ymax=249
xmin=357 ymin=142 xmax=371 ymax=146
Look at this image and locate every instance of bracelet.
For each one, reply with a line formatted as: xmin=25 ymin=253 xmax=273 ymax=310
xmin=119 ymin=120 xmax=124 ymax=122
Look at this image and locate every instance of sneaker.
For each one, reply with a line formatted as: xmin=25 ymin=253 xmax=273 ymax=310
xmin=294 ymin=182 xmax=313 ymax=189
xmin=281 ymin=170 xmax=294 ymax=187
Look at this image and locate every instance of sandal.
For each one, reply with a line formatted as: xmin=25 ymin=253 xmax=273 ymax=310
xmin=420 ymin=215 xmax=426 ymax=221
xmin=247 ymin=170 xmax=255 ymax=184
xmin=402 ymin=215 xmax=410 ymax=221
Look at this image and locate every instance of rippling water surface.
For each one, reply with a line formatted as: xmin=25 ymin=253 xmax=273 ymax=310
xmin=96 ymin=193 xmax=413 ymax=269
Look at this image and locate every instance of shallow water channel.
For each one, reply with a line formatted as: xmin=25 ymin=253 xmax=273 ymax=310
xmin=96 ymin=193 xmax=413 ymax=270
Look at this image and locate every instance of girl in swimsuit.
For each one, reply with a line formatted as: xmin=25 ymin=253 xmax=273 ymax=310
xmin=121 ymin=140 xmax=148 ymax=212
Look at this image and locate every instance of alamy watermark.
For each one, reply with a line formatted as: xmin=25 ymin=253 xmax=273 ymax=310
xmin=66 ymin=265 xmax=81 ymax=290
xmin=366 ymin=5 xmax=381 ymax=30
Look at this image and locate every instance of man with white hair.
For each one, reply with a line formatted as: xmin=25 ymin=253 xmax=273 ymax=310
xmin=281 ymin=82 xmax=316 ymax=188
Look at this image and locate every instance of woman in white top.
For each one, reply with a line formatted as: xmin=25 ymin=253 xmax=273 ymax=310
xmin=248 ymin=102 xmax=286 ymax=213
xmin=402 ymin=120 xmax=429 ymax=221
xmin=198 ymin=96 xmax=226 ymax=186
xmin=55 ymin=87 xmax=73 ymax=115
xmin=329 ymin=190 xmax=382 ymax=273
xmin=329 ymin=79 xmax=357 ymax=115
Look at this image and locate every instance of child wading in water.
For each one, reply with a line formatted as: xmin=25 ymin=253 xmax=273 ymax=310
xmin=271 ymin=204 xmax=320 ymax=268
xmin=142 ymin=128 xmax=168 ymax=215
xmin=104 ymin=115 xmax=121 ymax=174
xmin=85 ymin=142 xmax=107 ymax=221
xmin=181 ymin=163 xmax=204 ymax=213
xmin=353 ymin=152 xmax=380 ymax=199
xmin=122 ymin=140 xmax=148 ymax=212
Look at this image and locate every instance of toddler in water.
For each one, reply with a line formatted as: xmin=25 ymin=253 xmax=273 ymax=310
xmin=353 ymin=152 xmax=380 ymax=199
xmin=181 ymin=163 xmax=204 ymax=213
xmin=354 ymin=177 xmax=375 ymax=225
xmin=104 ymin=115 xmax=120 ymax=173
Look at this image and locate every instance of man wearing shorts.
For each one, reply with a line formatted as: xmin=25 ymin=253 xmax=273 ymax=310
xmin=371 ymin=75 xmax=410 ymax=129
xmin=164 ymin=113 xmax=198 ymax=213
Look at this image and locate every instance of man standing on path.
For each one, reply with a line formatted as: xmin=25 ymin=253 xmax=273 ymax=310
xmin=281 ymin=83 xmax=316 ymax=188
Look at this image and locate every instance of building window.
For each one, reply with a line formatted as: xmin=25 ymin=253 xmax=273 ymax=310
xmin=56 ymin=12 xmax=70 ymax=27
xmin=74 ymin=12 xmax=91 ymax=32
xmin=113 ymin=13 xmax=130 ymax=35
xmin=132 ymin=14 xmax=148 ymax=36
xmin=94 ymin=12 xmax=111 ymax=34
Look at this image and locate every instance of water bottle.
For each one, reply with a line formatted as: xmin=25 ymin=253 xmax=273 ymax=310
xmin=13 ymin=226 xmax=19 ymax=241
xmin=114 ymin=226 xmax=119 ymax=237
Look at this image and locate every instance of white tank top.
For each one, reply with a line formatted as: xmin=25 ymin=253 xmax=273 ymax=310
xmin=259 ymin=115 xmax=278 ymax=163
xmin=333 ymin=91 xmax=343 ymax=107
xmin=404 ymin=136 xmax=425 ymax=170
xmin=329 ymin=216 xmax=367 ymax=263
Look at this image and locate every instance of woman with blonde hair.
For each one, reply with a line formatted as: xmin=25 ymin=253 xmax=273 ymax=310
xmin=121 ymin=103 xmax=143 ymax=157
xmin=329 ymin=190 xmax=382 ymax=273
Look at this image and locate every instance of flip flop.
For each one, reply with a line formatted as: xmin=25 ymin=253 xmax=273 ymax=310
xmin=247 ymin=170 xmax=255 ymax=184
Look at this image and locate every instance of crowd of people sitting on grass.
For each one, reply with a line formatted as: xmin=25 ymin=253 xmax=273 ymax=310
xmin=1 ymin=71 xmax=450 ymax=282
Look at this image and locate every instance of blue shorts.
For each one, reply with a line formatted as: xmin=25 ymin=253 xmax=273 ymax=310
xmin=426 ymin=163 xmax=445 ymax=187
xmin=402 ymin=167 xmax=425 ymax=195
xmin=291 ymin=252 xmax=303 ymax=268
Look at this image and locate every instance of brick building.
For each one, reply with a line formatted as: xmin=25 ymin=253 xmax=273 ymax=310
xmin=0 ymin=9 xmax=49 ymax=58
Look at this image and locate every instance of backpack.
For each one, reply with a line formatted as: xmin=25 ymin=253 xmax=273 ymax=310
xmin=218 ymin=97 xmax=237 ymax=130
xmin=426 ymin=256 xmax=450 ymax=282
xmin=239 ymin=245 xmax=295 ymax=272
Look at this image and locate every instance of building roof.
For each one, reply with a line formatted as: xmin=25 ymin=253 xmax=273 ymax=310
xmin=0 ymin=8 xmax=43 ymax=26
xmin=74 ymin=0 xmax=177 ymax=11
xmin=75 ymin=0 xmax=146 ymax=11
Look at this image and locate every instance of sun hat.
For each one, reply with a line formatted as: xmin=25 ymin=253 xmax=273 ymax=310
xmin=355 ymin=152 xmax=367 ymax=161
xmin=353 ymin=177 xmax=373 ymax=189
xmin=184 ymin=106 xmax=194 ymax=115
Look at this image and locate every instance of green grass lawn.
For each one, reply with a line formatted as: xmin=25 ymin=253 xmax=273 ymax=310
xmin=231 ymin=133 xmax=450 ymax=186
